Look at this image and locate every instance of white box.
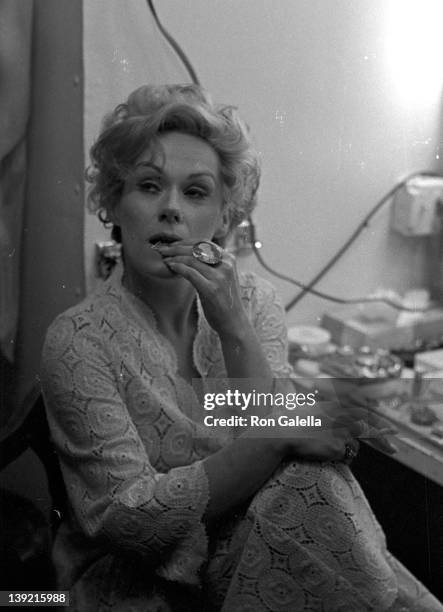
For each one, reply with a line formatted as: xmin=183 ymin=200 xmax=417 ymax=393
xmin=415 ymin=349 xmax=443 ymax=372
xmin=391 ymin=176 xmax=443 ymax=236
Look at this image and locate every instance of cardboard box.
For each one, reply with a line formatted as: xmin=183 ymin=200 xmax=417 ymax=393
xmin=391 ymin=176 xmax=443 ymax=236
xmin=415 ymin=350 xmax=443 ymax=372
xmin=321 ymin=306 xmax=443 ymax=351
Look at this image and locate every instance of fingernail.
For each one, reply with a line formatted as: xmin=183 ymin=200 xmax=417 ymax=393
xmin=379 ymin=427 xmax=398 ymax=435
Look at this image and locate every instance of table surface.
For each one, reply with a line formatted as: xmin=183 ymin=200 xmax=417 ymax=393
xmin=292 ymin=360 xmax=443 ymax=487
xmin=368 ymin=397 xmax=443 ymax=487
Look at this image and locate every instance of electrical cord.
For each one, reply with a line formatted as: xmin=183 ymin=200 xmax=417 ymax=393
xmin=250 ymin=170 xmax=443 ymax=313
xmin=147 ymin=0 xmax=200 ymax=85
xmin=137 ymin=9 xmax=440 ymax=314
xmin=253 ymin=241 xmax=423 ymax=312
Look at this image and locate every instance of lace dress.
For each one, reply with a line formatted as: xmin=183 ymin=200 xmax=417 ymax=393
xmin=40 ymin=266 xmax=442 ymax=611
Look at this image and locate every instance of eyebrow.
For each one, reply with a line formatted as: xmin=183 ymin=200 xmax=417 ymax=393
xmin=134 ymin=162 xmax=162 ymax=172
xmin=134 ymin=162 xmax=217 ymax=181
xmin=188 ymin=172 xmax=217 ymax=181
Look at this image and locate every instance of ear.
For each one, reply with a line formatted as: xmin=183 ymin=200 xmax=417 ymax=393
xmin=107 ymin=206 xmax=120 ymax=226
xmin=213 ymin=208 xmax=230 ymax=240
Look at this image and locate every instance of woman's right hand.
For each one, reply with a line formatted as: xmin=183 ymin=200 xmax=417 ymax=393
xmin=248 ymin=398 xmax=398 ymax=463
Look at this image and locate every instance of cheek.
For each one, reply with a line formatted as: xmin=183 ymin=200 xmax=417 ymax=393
xmin=118 ymin=202 xmax=152 ymax=232
xmin=193 ymin=204 xmax=224 ymax=228
xmin=191 ymin=218 xmax=219 ymax=238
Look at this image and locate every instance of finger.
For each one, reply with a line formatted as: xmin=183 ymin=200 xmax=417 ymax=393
xmin=308 ymin=401 xmax=362 ymax=435
xmin=163 ymin=254 xmax=232 ymax=281
xmin=365 ymin=412 xmax=398 ymax=435
xmin=353 ymin=419 xmax=395 ymax=439
xmin=351 ymin=419 xmax=398 ymax=453
xmin=336 ymin=392 xmax=399 ymax=435
xmin=332 ymin=437 xmax=355 ymax=462
xmin=318 ymin=398 xmax=372 ymax=424
xmin=334 ymin=402 xmax=396 ymax=435
xmin=164 ymin=261 xmax=213 ymax=293
xmin=352 ymin=439 xmax=360 ymax=454
xmin=364 ymin=436 xmax=398 ymax=455
xmin=154 ymin=242 xmax=194 ymax=257
xmin=296 ymin=437 xmax=347 ymax=462
xmin=164 ymin=254 xmax=215 ymax=267
xmin=341 ymin=403 xmax=377 ymax=424
xmin=307 ymin=399 xmax=396 ymax=439
xmin=342 ymin=439 xmax=360 ymax=463
xmin=163 ymin=255 xmax=219 ymax=279
xmin=322 ymin=424 xmax=395 ymax=458
xmin=378 ymin=426 xmax=399 ymax=435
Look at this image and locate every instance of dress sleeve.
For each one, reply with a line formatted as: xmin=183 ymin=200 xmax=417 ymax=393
xmin=40 ymin=313 xmax=209 ymax=585
xmin=249 ymin=275 xmax=295 ymax=379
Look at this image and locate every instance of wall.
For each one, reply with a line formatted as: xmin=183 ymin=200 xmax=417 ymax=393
xmin=83 ymin=0 xmax=191 ymax=291
xmin=156 ymin=0 xmax=443 ymax=326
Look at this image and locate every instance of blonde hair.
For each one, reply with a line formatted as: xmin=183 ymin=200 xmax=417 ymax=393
xmin=86 ymin=84 xmax=260 ymax=241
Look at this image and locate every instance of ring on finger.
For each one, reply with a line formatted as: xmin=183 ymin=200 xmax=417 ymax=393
xmin=192 ymin=240 xmax=224 ymax=266
xmin=343 ymin=442 xmax=359 ymax=464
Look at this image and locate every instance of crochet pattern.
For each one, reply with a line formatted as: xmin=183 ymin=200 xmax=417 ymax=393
xmin=41 ymin=268 xmax=442 ymax=611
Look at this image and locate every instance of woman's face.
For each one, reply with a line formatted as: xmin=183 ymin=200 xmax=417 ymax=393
xmin=112 ymin=131 xmax=228 ymax=280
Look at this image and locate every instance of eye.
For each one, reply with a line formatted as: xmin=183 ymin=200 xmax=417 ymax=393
xmin=137 ymin=180 xmax=161 ymax=194
xmin=185 ymin=185 xmax=209 ymax=199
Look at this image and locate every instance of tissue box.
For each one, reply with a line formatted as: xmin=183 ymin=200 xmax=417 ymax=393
xmin=321 ymin=307 xmax=413 ymax=350
xmin=391 ymin=176 xmax=443 ymax=236
xmin=322 ymin=306 xmax=443 ymax=350
xmin=415 ymin=349 xmax=443 ymax=372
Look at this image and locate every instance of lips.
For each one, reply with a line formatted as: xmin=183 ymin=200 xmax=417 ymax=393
xmin=149 ymin=233 xmax=183 ymax=248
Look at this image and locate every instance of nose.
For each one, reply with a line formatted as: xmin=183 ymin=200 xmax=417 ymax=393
xmin=158 ymin=187 xmax=183 ymax=224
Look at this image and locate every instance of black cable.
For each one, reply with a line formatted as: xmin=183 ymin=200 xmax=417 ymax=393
xmin=249 ymin=170 xmax=443 ymax=313
xmin=283 ymin=171 xmax=441 ymax=311
xmin=147 ymin=0 xmax=200 ymax=85
xmin=138 ymin=9 xmax=440 ymax=312
xmin=252 ymin=241 xmax=417 ymax=311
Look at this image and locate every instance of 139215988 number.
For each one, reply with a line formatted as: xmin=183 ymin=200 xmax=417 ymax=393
xmin=2 ymin=592 xmax=69 ymax=606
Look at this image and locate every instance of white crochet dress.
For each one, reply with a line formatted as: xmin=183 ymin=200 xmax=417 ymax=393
xmin=41 ymin=267 xmax=442 ymax=611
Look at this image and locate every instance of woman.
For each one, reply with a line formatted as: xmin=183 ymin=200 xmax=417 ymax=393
xmin=41 ymin=84 xmax=442 ymax=611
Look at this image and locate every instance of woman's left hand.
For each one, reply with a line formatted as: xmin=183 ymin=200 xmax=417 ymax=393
xmin=155 ymin=240 xmax=248 ymax=338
